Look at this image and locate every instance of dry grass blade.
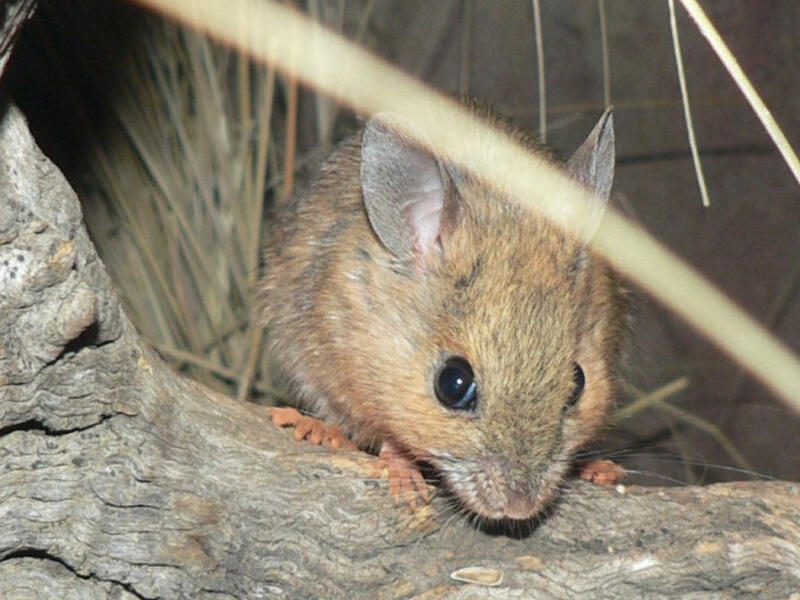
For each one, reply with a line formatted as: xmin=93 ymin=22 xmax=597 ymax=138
xmin=531 ymin=0 xmax=546 ymax=141
xmin=615 ymin=378 xmax=754 ymax=476
xmin=668 ymin=0 xmax=710 ymax=207
xmin=613 ymin=377 xmax=691 ymax=422
xmin=458 ymin=0 xmax=472 ymax=96
xmin=78 ymin=17 xmax=282 ymax=395
xmin=653 ymin=399 xmax=755 ymax=474
xmin=677 ymin=0 xmax=800 ymax=189
xmin=598 ymin=0 xmax=610 ymax=108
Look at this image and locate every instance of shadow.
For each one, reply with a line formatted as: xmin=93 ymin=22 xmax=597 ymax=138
xmin=6 ymin=0 xmax=147 ymax=183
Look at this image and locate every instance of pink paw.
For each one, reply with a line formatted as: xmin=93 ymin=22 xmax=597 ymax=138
xmin=268 ymin=407 xmax=357 ymax=450
xmin=578 ymin=459 xmax=626 ymax=486
xmin=370 ymin=441 xmax=431 ymax=509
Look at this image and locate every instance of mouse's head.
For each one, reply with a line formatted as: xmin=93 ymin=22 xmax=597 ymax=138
xmin=359 ymin=108 xmax=626 ymax=521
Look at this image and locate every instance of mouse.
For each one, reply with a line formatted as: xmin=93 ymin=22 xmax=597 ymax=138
xmin=258 ymin=103 xmax=627 ymax=521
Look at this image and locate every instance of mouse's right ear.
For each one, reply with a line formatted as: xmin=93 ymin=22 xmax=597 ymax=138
xmin=566 ymin=109 xmax=615 ymax=240
xmin=567 ymin=109 xmax=615 ymax=201
xmin=361 ymin=115 xmax=453 ymax=266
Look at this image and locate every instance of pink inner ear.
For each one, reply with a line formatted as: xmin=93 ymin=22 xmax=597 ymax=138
xmin=403 ymin=166 xmax=445 ymax=257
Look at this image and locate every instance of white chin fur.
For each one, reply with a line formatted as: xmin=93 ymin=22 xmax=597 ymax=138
xmin=433 ymin=454 xmax=569 ymax=521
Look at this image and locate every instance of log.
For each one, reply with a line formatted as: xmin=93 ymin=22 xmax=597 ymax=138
xmin=1 ymin=12 xmax=799 ymax=600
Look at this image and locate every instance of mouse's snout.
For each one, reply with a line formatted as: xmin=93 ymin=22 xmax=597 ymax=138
xmin=432 ymin=452 xmax=570 ymax=521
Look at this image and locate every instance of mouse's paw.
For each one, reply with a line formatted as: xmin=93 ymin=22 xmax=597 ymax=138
xmin=578 ymin=459 xmax=626 ymax=486
xmin=370 ymin=441 xmax=431 ymax=510
xmin=268 ymin=406 xmax=357 ymax=450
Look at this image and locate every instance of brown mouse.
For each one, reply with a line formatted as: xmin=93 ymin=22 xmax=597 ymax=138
xmin=259 ymin=104 xmax=627 ymax=521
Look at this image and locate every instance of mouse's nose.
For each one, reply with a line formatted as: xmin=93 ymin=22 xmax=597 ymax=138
xmin=440 ymin=454 xmax=566 ymax=521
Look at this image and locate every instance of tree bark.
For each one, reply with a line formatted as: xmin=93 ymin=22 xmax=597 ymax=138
xmin=1 ymin=8 xmax=799 ymax=600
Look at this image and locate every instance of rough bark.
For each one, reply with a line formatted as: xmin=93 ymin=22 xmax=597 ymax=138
xmin=1 ymin=11 xmax=799 ymax=600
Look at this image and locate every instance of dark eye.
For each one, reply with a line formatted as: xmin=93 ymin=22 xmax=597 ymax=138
xmin=435 ymin=356 xmax=478 ymax=411
xmin=566 ymin=363 xmax=585 ymax=409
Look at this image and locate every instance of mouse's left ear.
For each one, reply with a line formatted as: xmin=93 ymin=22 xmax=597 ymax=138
xmin=567 ymin=109 xmax=615 ymax=206
xmin=361 ymin=114 xmax=455 ymax=266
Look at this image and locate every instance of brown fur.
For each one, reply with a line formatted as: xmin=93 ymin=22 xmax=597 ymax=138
xmin=258 ymin=108 xmax=627 ymax=521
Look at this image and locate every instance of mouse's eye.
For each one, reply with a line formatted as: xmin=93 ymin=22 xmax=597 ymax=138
xmin=435 ymin=356 xmax=478 ymax=411
xmin=566 ymin=363 xmax=585 ymax=409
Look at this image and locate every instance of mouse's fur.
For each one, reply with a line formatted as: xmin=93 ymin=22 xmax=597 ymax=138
xmin=258 ymin=105 xmax=627 ymax=520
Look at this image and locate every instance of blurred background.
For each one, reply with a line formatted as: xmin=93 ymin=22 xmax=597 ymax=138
xmin=8 ymin=0 xmax=800 ymax=486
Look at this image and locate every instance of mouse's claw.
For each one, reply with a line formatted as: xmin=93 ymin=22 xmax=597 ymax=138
xmin=578 ymin=459 xmax=626 ymax=486
xmin=268 ymin=407 xmax=357 ymax=450
xmin=371 ymin=441 xmax=431 ymax=509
